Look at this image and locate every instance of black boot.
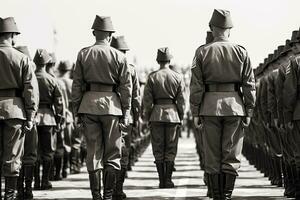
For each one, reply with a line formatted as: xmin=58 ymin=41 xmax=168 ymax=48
xmin=4 ymin=176 xmax=18 ymax=200
xmin=165 ymin=161 xmax=175 ymax=188
xmin=41 ymin=160 xmax=52 ymax=190
xmin=24 ymin=165 xmax=34 ymax=200
xmin=34 ymin=161 xmax=40 ymax=190
xmin=103 ymin=166 xmax=116 ymax=200
xmin=204 ymin=172 xmax=212 ymax=198
xmin=223 ymin=173 xmax=236 ymax=200
xmin=113 ymin=167 xmax=127 ymax=200
xmin=15 ymin=167 xmax=24 ymax=200
xmin=209 ymin=174 xmax=222 ymax=200
xmin=285 ymin=163 xmax=296 ymax=198
xmin=62 ymin=151 xmax=70 ymax=178
xmin=54 ymin=156 xmax=63 ymax=181
xmin=71 ymin=148 xmax=81 ymax=174
xmin=296 ymin=168 xmax=300 ymax=200
xmin=155 ymin=162 xmax=165 ymax=188
xmin=89 ymin=170 xmax=102 ymax=200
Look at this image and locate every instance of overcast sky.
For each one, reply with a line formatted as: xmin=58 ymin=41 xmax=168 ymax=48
xmin=1 ymin=0 xmax=300 ymax=70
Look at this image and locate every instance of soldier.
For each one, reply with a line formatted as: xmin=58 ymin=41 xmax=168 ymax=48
xmin=72 ymin=15 xmax=132 ymax=200
xmin=283 ymin=28 xmax=300 ymax=199
xmin=0 ymin=17 xmax=39 ymax=200
xmin=34 ymin=49 xmax=64 ymax=190
xmin=143 ymin=47 xmax=185 ymax=188
xmin=14 ymin=46 xmax=39 ymax=200
xmin=111 ymin=35 xmax=141 ymax=200
xmin=190 ymin=9 xmax=256 ymax=200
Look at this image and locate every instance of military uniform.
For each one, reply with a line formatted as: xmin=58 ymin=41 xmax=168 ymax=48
xmin=72 ymin=16 xmax=132 ymax=200
xmin=34 ymin=49 xmax=64 ymax=190
xmin=190 ymin=9 xmax=256 ymax=200
xmin=143 ymin=47 xmax=185 ymax=188
xmin=0 ymin=17 xmax=39 ymax=200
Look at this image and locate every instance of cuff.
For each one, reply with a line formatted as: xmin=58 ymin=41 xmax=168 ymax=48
xmin=122 ymin=109 xmax=131 ymax=119
xmin=26 ymin=111 xmax=36 ymax=122
xmin=246 ymin=108 xmax=254 ymax=117
xmin=284 ymin=112 xmax=293 ymax=123
xmin=191 ymin=105 xmax=200 ymax=117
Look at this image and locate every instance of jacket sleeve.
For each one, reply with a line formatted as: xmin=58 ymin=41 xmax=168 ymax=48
xmin=241 ymin=53 xmax=256 ymax=117
xmin=72 ymin=52 xmax=85 ymax=117
xmin=276 ymin=66 xmax=285 ymax=125
xmin=118 ymin=57 xmax=132 ymax=119
xmin=142 ymin=76 xmax=154 ymax=121
xmin=131 ymin=68 xmax=141 ymax=121
xmin=267 ymin=72 xmax=278 ymax=122
xmin=260 ymin=78 xmax=271 ymax=123
xmin=53 ymin=81 xmax=65 ymax=125
xmin=283 ymin=59 xmax=298 ymax=123
xmin=22 ymin=58 xmax=39 ymax=122
xmin=175 ymin=76 xmax=185 ymax=120
xmin=190 ymin=49 xmax=205 ymax=117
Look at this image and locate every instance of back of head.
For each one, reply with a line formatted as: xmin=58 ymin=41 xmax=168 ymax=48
xmin=33 ymin=49 xmax=51 ymax=67
xmin=92 ymin=15 xmax=115 ymax=41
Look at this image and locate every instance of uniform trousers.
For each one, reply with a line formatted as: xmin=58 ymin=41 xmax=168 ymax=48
xmin=0 ymin=119 xmax=25 ymax=177
xmin=150 ymin=122 xmax=179 ymax=162
xmin=293 ymin=121 xmax=300 ymax=168
xmin=202 ymin=116 xmax=244 ymax=176
xmin=83 ymin=114 xmax=122 ymax=171
xmin=120 ymin=125 xmax=132 ymax=168
xmin=37 ymin=126 xmax=56 ymax=162
xmin=23 ymin=124 xmax=38 ymax=165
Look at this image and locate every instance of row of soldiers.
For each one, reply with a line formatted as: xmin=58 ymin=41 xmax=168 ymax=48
xmin=0 ymin=16 xmax=150 ymax=200
xmin=243 ymin=29 xmax=300 ymax=199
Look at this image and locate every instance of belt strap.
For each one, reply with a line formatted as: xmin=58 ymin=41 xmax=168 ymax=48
xmin=39 ymin=104 xmax=52 ymax=109
xmin=154 ymin=99 xmax=174 ymax=105
xmin=205 ymin=83 xmax=239 ymax=92
xmin=0 ymin=89 xmax=20 ymax=97
xmin=89 ymin=83 xmax=114 ymax=92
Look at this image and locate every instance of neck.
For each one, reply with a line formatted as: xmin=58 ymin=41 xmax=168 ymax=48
xmin=0 ymin=38 xmax=12 ymax=46
xmin=36 ymin=67 xmax=46 ymax=73
xmin=160 ymin=63 xmax=170 ymax=69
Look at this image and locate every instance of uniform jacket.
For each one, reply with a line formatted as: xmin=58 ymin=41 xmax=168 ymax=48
xmin=143 ymin=68 xmax=185 ymax=123
xmin=190 ymin=36 xmax=256 ymax=117
xmin=259 ymin=75 xmax=270 ymax=123
xmin=60 ymin=77 xmax=74 ymax=123
xmin=128 ymin=64 xmax=141 ymax=124
xmin=72 ymin=40 xmax=132 ymax=117
xmin=0 ymin=43 xmax=39 ymax=121
xmin=283 ymin=55 xmax=300 ymax=122
xmin=267 ymin=67 xmax=279 ymax=124
xmin=35 ymin=70 xmax=64 ymax=126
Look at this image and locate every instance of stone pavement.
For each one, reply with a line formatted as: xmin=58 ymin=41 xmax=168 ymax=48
xmin=2 ymin=133 xmax=285 ymax=200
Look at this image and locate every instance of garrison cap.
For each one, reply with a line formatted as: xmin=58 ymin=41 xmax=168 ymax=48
xmin=15 ymin=46 xmax=31 ymax=60
xmin=156 ymin=47 xmax=173 ymax=62
xmin=290 ymin=30 xmax=299 ymax=44
xmin=282 ymin=39 xmax=292 ymax=54
xmin=33 ymin=49 xmax=52 ymax=65
xmin=111 ymin=36 xmax=129 ymax=51
xmin=206 ymin=31 xmax=214 ymax=44
xmin=0 ymin=17 xmax=20 ymax=34
xmin=272 ymin=50 xmax=278 ymax=62
xmin=209 ymin=9 xmax=233 ymax=29
xmin=49 ymin=52 xmax=57 ymax=64
xmin=277 ymin=45 xmax=284 ymax=55
xmin=92 ymin=15 xmax=115 ymax=32
xmin=297 ymin=27 xmax=300 ymax=39
xmin=58 ymin=60 xmax=73 ymax=71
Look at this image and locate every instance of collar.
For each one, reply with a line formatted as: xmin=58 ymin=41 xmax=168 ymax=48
xmin=95 ymin=40 xmax=109 ymax=46
xmin=0 ymin=42 xmax=12 ymax=47
xmin=213 ymin=36 xmax=229 ymax=42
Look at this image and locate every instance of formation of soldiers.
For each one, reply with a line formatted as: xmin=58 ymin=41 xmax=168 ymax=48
xmin=0 ymin=8 xmax=298 ymax=200
xmin=243 ymin=28 xmax=300 ymax=199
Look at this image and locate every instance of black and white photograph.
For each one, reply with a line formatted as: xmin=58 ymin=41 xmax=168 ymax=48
xmin=0 ymin=0 xmax=300 ymax=199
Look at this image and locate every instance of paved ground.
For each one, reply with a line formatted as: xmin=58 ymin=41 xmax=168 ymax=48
xmin=2 ymin=134 xmax=285 ymax=199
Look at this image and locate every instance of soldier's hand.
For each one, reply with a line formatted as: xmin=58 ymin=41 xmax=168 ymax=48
xmin=286 ymin=122 xmax=294 ymax=130
xmin=242 ymin=117 xmax=251 ymax=127
xmin=274 ymin=119 xmax=279 ymax=129
xmin=24 ymin=121 xmax=34 ymax=132
xmin=193 ymin=117 xmax=202 ymax=129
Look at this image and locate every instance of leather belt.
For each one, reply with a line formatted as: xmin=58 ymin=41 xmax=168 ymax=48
xmin=154 ymin=99 xmax=174 ymax=105
xmin=205 ymin=83 xmax=239 ymax=92
xmin=39 ymin=104 xmax=52 ymax=109
xmin=89 ymin=83 xmax=114 ymax=92
xmin=0 ymin=89 xmax=21 ymax=97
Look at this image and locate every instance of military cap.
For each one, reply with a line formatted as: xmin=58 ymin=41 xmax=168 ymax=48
xmin=272 ymin=50 xmax=278 ymax=61
xmin=49 ymin=52 xmax=57 ymax=64
xmin=209 ymin=9 xmax=233 ymax=29
xmin=206 ymin=31 xmax=214 ymax=44
xmin=156 ymin=47 xmax=173 ymax=62
xmin=58 ymin=60 xmax=73 ymax=71
xmin=277 ymin=45 xmax=284 ymax=55
xmin=111 ymin=36 xmax=129 ymax=51
xmin=0 ymin=17 xmax=20 ymax=34
xmin=290 ymin=30 xmax=299 ymax=44
xmin=33 ymin=49 xmax=52 ymax=65
xmin=15 ymin=46 xmax=31 ymax=60
xmin=297 ymin=27 xmax=300 ymax=39
xmin=282 ymin=39 xmax=292 ymax=54
xmin=92 ymin=15 xmax=115 ymax=32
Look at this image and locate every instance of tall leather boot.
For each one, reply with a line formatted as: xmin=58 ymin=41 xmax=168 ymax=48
xmin=285 ymin=164 xmax=296 ymax=198
xmin=41 ymin=160 xmax=52 ymax=190
xmin=62 ymin=151 xmax=70 ymax=178
xmin=103 ymin=166 xmax=116 ymax=200
xmin=0 ymin=166 xmax=2 ymax=200
xmin=113 ymin=167 xmax=127 ymax=200
xmin=4 ymin=176 xmax=18 ymax=200
xmin=24 ymin=165 xmax=34 ymax=200
xmin=204 ymin=172 xmax=212 ymax=198
xmin=15 ymin=167 xmax=24 ymax=200
xmin=296 ymin=168 xmax=300 ymax=200
xmin=155 ymin=161 xmax=165 ymax=188
xmin=34 ymin=161 xmax=40 ymax=190
xmin=88 ymin=170 xmax=102 ymax=200
xmin=54 ymin=156 xmax=63 ymax=181
xmin=209 ymin=174 xmax=222 ymax=200
xmin=165 ymin=161 xmax=175 ymax=188
xmin=223 ymin=173 xmax=236 ymax=200
xmin=275 ymin=158 xmax=283 ymax=187
xmin=71 ymin=149 xmax=81 ymax=174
